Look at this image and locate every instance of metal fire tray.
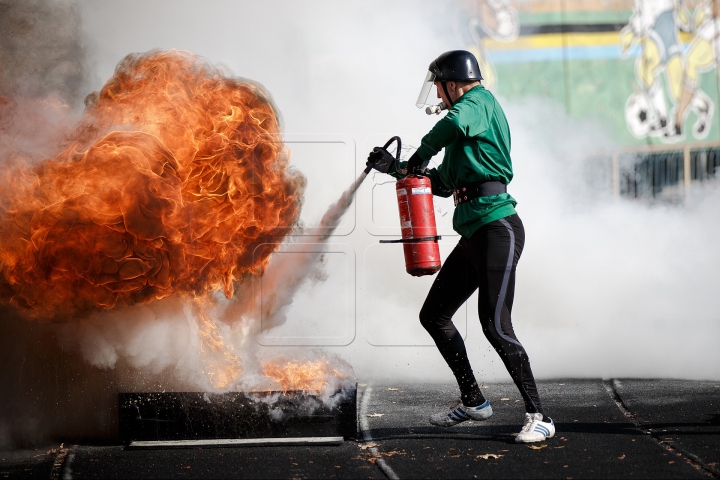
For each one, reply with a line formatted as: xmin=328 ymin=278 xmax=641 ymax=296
xmin=118 ymin=386 xmax=357 ymax=445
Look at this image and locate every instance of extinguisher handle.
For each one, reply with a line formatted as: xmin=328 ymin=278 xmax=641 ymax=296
xmin=382 ymin=136 xmax=406 ymax=175
xmin=382 ymin=136 xmax=402 ymax=160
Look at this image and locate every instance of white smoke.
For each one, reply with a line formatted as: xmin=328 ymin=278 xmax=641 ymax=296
xmin=506 ymin=98 xmax=720 ymax=381
xmin=252 ymin=172 xmax=368 ymax=330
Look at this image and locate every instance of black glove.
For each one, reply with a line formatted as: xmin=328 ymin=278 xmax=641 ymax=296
xmin=406 ymin=151 xmax=429 ymax=175
xmin=366 ymin=146 xmax=396 ymax=173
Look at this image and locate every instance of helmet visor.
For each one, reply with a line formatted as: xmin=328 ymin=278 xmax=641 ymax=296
xmin=415 ymin=71 xmax=436 ymax=108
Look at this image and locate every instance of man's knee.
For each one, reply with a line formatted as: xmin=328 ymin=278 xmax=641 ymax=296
xmin=419 ymin=306 xmax=436 ymax=331
xmin=419 ymin=305 xmax=450 ymax=333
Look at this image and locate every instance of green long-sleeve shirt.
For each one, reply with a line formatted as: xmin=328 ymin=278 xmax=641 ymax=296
xmin=391 ymin=85 xmax=517 ymax=238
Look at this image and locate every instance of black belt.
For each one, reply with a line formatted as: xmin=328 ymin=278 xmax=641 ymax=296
xmin=453 ymin=181 xmax=507 ymax=206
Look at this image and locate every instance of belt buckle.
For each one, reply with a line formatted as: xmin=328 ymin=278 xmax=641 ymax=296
xmin=453 ymin=190 xmax=459 ymax=207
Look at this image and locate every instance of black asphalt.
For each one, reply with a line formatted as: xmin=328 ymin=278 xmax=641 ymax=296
xmin=2 ymin=379 xmax=719 ymax=479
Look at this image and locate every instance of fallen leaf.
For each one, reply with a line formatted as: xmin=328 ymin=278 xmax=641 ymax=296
xmin=359 ymin=443 xmax=379 ymax=450
xmin=449 ymin=454 xmax=461 ymax=458
xmin=388 ymin=388 xmax=399 ymax=391
xmin=366 ymin=413 xmax=385 ymax=418
xmin=377 ymin=450 xmax=406 ymax=458
xmin=528 ymin=444 xmax=547 ymax=450
xmin=618 ymin=455 xmax=626 ymax=460
xmin=476 ymin=454 xmax=503 ymax=460
xmin=554 ymin=446 xmax=565 ymax=449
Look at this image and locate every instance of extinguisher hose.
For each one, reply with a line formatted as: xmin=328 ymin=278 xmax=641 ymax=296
xmin=379 ymin=236 xmax=442 ymax=244
xmin=384 ymin=136 xmax=403 ymax=174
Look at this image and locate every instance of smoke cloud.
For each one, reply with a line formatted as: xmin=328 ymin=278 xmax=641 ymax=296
xmin=505 ymin=97 xmax=720 ymax=382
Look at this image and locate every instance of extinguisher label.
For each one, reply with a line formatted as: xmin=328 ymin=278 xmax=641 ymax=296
xmin=411 ymin=187 xmax=432 ymax=195
xmin=397 ymin=189 xmax=407 ymax=197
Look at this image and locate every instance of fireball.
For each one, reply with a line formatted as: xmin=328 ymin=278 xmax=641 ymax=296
xmin=0 ymin=50 xmax=305 ymax=321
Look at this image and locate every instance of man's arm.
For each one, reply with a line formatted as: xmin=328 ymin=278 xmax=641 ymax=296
xmin=416 ymin=115 xmax=461 ymax=162
xmin=388 ymin=117 xmax=460 ymax=198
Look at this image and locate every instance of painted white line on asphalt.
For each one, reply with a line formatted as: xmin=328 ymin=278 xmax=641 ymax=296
xmin=359 ymin=385 xmax=400 ymax=480
xmin=604 ymin=379 xmax=720 ymax=477
xmin=127 ymin=436 xmax=344 ymax=450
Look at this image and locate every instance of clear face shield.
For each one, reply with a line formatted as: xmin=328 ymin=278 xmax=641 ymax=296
xmin=415 ymin=71 xmax=436 ymax=108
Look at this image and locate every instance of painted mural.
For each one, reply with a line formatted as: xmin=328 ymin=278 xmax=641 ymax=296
xmin=455 ymin=0 xmax=521 ymax=92
xmin=456 ymin=0 xmax=720 ymax=148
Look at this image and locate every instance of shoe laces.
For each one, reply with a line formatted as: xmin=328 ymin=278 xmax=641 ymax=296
xmin=520 ymin=412 xmax=536 ymax=433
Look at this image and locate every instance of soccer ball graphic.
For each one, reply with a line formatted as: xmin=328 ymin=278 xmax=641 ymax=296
xmin=625 ymin=92 xmax=652 ymax=138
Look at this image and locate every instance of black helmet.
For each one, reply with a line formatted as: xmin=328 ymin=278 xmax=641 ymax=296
xmin=429 ymin=50 xmax=483 ymax=82
xmin=416 ymin=50 xmax=483 ymax=108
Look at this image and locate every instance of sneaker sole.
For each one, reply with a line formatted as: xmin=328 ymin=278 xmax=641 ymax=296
xmin=515 ymin=430 xmax=555 ymax=443
xmin=515 ymin=435 xmax=546 ymax=443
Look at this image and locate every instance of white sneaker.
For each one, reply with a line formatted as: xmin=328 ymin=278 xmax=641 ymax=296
xmin=515 ymin=412 xmax=555 ymax=443
xmin=429 ymin=399 xmax=493 ymax=427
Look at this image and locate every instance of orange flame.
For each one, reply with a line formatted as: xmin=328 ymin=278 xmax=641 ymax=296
xmin=262 ymin=357 xmax=348 ymax=394
xmin=0 ymin=50 xmax=304 ymax=321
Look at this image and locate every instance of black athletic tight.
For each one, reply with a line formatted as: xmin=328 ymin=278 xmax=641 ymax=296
xmin=419 ymin=214 xmax=544 ymax=414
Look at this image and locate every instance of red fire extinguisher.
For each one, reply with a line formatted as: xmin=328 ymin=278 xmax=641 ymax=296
xmin=374 ymin=137 xmax=441 ymax=277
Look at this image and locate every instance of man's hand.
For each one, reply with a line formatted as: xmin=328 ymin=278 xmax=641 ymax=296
xmin=366 ymin=146 xmax=396 ymax=173
xmin=407 ymin=151 xmax=429 ymax=175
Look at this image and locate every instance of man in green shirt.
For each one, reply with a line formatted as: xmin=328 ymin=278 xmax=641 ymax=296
xmin=367 ymin=50 xmax=554 ymax=443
